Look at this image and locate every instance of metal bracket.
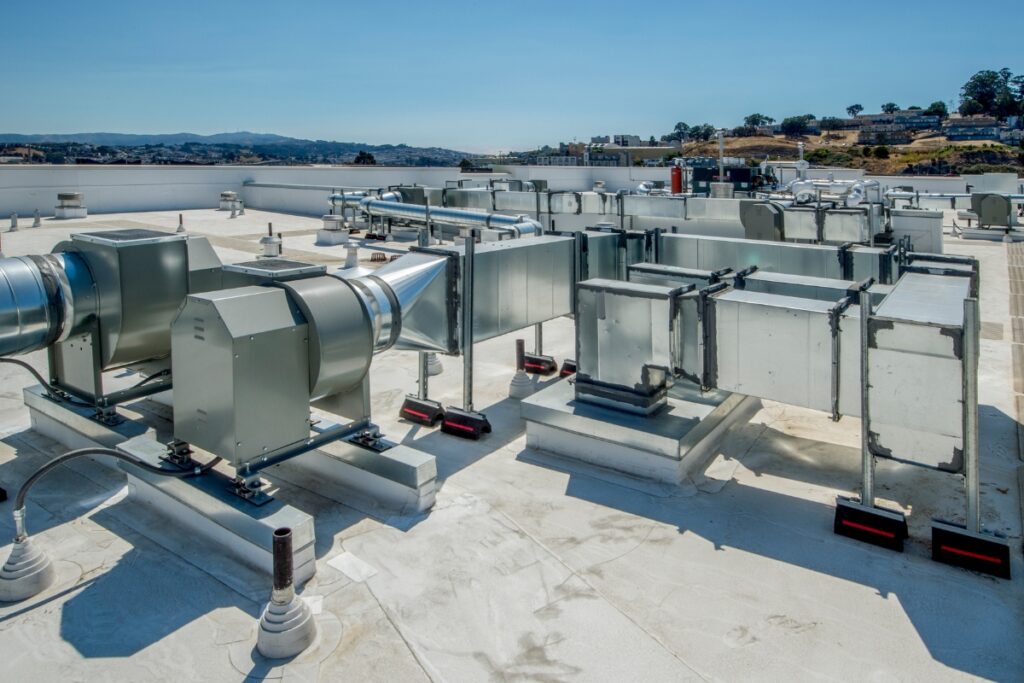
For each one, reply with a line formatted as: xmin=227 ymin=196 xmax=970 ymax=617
xmin=696 ymin=282 xmax=728 ymax=390
xmin=827 ymin=296 xmax=854 ymax=421
xmin=162 ymin=439 xmax=195 ymax=468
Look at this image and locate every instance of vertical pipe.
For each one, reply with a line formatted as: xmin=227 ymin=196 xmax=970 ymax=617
xmin=418 ymin=352 xmax=429 ymax=400
xmin=716 ymin=130 xmax=725 ymax=181
xmin=858 ymin=289 xmax=875 ymax=506
xmin=963 ymin=297 xmax=981 ymax=533
xmin=423 ymin=199 xmax=432 ymax=248
xmin=534 ymin=323 xmax=543 ymax=355
xmin=271 ymin=527 xmax=294 ymax=604
xmin=462 ymin=229 xmax=475 ymax=412
xmin=516 ymin=338 xmax=525 ymax=371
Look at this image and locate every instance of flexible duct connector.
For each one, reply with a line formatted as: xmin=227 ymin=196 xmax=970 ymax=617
xmin=358 ymin=198 xmax=540 ymax=238
xmin=346 ymin=275 xmax=399 ymax=352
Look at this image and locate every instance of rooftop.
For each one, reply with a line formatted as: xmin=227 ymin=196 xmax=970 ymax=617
xmin=0 ymin=205 xmax=1021 ymax=680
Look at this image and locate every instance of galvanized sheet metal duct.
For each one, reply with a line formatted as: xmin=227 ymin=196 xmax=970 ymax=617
xmin=359 ymin=198 xmax=540 ymax=238
xmin=279 ymin=276 xmax=374 ymax=400
xmin=0 ymin=256 xmax=62 ymax=356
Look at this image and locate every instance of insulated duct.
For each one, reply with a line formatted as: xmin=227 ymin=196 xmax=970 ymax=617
xmin=359 ymin=198 xmax=540 ymax=238
xmin=785 ymin=179 xmax=880 ymax=207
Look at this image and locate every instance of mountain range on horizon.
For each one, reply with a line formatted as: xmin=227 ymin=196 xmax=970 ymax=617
xmin=0 ymin=131 xmax=470 ymax=155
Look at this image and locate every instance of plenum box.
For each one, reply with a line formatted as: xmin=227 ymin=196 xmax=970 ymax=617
xmin=521 ymin=379 xmax=761 ymax=485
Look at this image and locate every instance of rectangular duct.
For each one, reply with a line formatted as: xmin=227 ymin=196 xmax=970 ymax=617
xmin=432 ymin=236 xmax=575 ymax=346
xmin=659 ymin=234 xmax=896 ymax=283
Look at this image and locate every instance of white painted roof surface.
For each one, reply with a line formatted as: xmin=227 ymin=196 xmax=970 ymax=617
xmin=0 ymin=208 xmax=1019 ymax=681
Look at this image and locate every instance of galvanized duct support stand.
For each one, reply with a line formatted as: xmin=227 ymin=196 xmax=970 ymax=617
xmin=441 ymin=228 xmax=491 ymax=439
xmin=930 ymin=297 xmax=1012 ymax=578
xmin=462 ymin=228 xmax=475 ymax=412
xmin=833 ymin=290 xmax=909 ymax=550
xmin=834 ymin=294 xmax=1011 ymax=577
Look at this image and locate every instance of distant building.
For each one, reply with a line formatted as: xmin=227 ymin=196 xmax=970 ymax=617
xmin=943 ymin=116 xmax=1002 ymax=141
xmin=613 ymin=134 xmax=642 ymax=147
xmin=590 ymin=135 xmax=610 ymax=144
xmin=535 ymin=154 xmax=579 ymax=166
xmin=998 ymin=128 xmax=1024 ymax=144
xmin=584 ymin=149 xmax=623 ymax=167
xmin=856 ymin=111 xmax=940 ymax=131
xmin=858 ymin=125 xmax=913 ymax=145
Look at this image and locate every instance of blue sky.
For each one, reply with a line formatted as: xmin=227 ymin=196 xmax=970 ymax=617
xmin=0 ymin=0 xmax=1019 ymax=152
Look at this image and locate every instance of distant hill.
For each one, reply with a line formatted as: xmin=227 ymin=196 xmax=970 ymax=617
xmin=0 ymin=131 xmax=470 ymax=159
xmin=0 ymin=132 xmax=471 ymax=166
xmin=0 ymin=132 xmax=299 ymax=146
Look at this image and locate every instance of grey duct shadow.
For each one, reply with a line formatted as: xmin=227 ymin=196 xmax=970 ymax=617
xmin=57 ymin=509 xmax=260 ymax=658
xmin=400 ymin=374 xmax=563 ymax=483
xmin=514 ymin=418 xmax=1023 ymax=680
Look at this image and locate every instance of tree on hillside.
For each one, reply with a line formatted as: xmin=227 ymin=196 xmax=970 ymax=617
xmin=688 ymin=124 xmax=716 ymax=141
xmin=907 ymin=105 xmax=922 ymax=110
xmin=780 ymin=115 xmax=814 ymax=137
xmin=649 ymin=136 xmax=657 ymax=146
xmin=743 ymin=113 xmax=775 ymax=128
xmin=881 ymin=102 xmax=900 ymax=114
xmin=873 ymin=145 xmax=890 ymax=159
xmin=846 ymin=104 xmax=864 ymax=118
xmin=959 ymin=68 xmax=1023 ymax=120
xmin=819 ymin=117 xmax=844 ymax=131
xmin=731 ymin=126 xmax=758 ymax=137
xmin=923 ymin=101 xmax=949 ymax=119
xmin=353 ymin=150 xmax=376 ymax=165
xmin=662 ymin=122 xmax=691 ymax=142
xmin=458 ymin=158 xmax=473 ymax=171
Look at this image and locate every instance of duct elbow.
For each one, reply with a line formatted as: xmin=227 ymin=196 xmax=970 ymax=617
xmin=512 ymin=219 xmax=540 ymax=238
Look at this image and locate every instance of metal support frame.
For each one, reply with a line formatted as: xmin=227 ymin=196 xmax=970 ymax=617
xmin=962 ymin=296 xmax=981 ymax=533
xmin=534 ymin=323 xmax=543 ymax=356
xmin=418 ymin=352 xmax=429 ymax=400
xmin=47 ymin=317 xmax=173 ymax=424
xmin=231 ymin=418 xmax=374 ymax=504
xmin=832 ymin=289 xmax=908 ymax=550
xmin=927 ymin=296 xmax=1011 ymax=578
xmin=858 ymin=289 xmax=875 ymax=506
xmin=827 ymin=295 xmax=853 ymax=422
xmin=462 ymin=228 xmax=476 ymax=412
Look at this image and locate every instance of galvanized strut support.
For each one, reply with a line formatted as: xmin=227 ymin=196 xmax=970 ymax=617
xmin=462 ymin=228 xmax=475 ymax=413
xmin=962 ymin=296 xmax=981 ymax=534
xmin=929 ymin=296 xmax=1011 ymax=578
xmin=858 ymin=289 xmax=875 ymax=507
xmin=832 ymin=289 xmax=908 ymax=550
xmin=440 ymin=228 xmax=492 ymax=438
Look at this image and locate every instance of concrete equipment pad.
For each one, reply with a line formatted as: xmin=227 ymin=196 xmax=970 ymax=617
xmin=522 ymin=378 xmax=762 ymax=483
